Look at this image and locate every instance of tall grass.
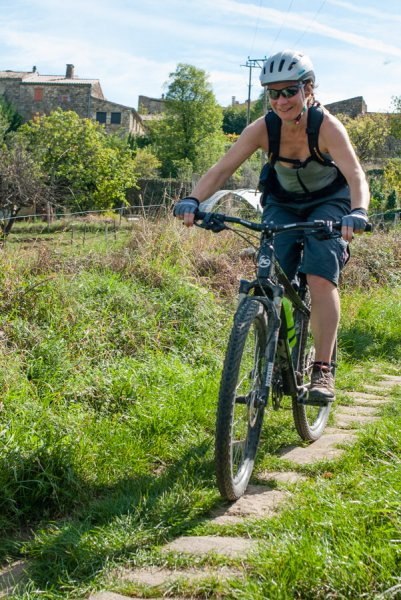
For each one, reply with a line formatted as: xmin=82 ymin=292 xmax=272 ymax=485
xmin=0 ymin=216 xmax=400 ymax=597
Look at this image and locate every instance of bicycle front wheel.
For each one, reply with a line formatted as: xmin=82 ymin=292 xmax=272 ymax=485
xmin=215 ymin=297 xmax=269 ymax=500
xmin=292 ymin=287 xmax=335 ymax=441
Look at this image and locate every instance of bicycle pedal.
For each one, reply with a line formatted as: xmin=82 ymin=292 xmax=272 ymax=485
xmin=235 ymin=395 xmax=247 ymax=404
xmin=297 ymin=396 xmax=332 ymax=407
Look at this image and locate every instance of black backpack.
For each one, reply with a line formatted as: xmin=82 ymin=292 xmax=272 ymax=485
xmin=258 ymin=103 xmax=346 ymax=205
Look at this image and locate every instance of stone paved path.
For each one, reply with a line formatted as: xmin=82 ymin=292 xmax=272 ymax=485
xmin=12 ymin=375 xmax=400 ymax=600
xmin=89 ymin=374 xmax=401 ymax=600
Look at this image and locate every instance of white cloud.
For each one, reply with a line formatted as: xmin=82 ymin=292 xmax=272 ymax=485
xmin=326 ymin=0 xmax=401 ymax=23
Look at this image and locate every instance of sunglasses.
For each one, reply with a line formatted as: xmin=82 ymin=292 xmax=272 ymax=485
xmin=267 ymin=84 xmax=303 ymax=100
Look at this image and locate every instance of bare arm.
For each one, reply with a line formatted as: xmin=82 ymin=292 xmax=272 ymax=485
xmin=320 ymin=114 xmax=370 ymax=241
xmin=179 ymin=117 xmax=267 ymax=225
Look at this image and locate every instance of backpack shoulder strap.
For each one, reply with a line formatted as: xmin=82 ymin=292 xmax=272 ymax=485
xmin=264 ymin=110 xmax=281 ymax=165
xmin=305 ymin=103 xmax=333 ymax=166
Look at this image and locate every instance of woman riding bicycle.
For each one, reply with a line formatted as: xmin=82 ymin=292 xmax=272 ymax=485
xmin=174 ymin=49 xmax=370 ymax=404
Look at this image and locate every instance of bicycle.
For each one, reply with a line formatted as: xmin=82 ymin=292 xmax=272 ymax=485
xmin=195 ymin=209 xmax=371 ymax=501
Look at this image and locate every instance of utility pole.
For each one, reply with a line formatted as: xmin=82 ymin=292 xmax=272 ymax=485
xmin=241 ymin=57 xmax=266 ymax=125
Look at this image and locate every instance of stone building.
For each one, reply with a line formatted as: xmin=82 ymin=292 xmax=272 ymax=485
xmin=0 ymin=64 xmax=144 ymax=135
xmin=138 ymin=94 xmax=165 ymax=115
xmin=325 ymin=96 xmax=367 ymax=117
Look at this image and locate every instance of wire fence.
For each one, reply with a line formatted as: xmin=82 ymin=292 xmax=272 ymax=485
xmin=0 ymin=202 xmax=174 ymax=250
xmin=1 ymin=200 xmax=400 ymax=252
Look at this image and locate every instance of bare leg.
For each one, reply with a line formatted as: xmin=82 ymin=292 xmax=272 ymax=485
xmin=307 ymin=274 xmax=340 ymax=364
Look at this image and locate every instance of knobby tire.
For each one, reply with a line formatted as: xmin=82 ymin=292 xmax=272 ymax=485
xmin=291 ymin=287 xmax=336 ymax=441
xmin=215 ymin=297 xmax=270 ymax=500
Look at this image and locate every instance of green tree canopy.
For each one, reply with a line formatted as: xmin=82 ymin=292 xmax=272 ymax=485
xmin=17 ymin=109 xmax=137 ymax=211
xmin=222 ymin=105 xmax=247 ymax=135
xmin=153 ymin=64 xmax=225 ymax=177
xmin=0 ymin=97 xmax=23 ymax=143
xmin=336 ymin=112 xmax=391 ymax=162
xmin=389 ymin=96 xmax=401 ymax=143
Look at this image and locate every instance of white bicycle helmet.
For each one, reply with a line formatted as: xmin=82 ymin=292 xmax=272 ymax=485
xmin=260 ymin=50 xmax=315 ymax=85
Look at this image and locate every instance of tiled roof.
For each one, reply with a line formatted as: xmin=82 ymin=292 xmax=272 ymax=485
xmin=0 ymin=70 xmax=99 ymax=85
xmin=0 ymin=70 xmax=32 ymax=79
xmin=22 ymin=74 xmax=99 ymax=85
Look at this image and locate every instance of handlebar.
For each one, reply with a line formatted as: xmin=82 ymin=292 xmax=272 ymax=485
xmin=194 ymin=210 xmax=373 ymax=235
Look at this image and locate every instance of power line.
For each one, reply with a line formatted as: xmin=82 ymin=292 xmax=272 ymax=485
xmin=292 ymin=0 xmax=328 ymax=47
xmin=269 ymin=0 xmax=295 ymax=54
xmin=249 ymin=0 xmax=264 ymax=54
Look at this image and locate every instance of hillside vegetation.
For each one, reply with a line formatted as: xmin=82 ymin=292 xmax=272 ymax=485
xmin=0 ymin=218 xmax=400 ymax=597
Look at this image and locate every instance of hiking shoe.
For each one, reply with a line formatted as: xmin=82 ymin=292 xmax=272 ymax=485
xmin=308 ymin=366 xmax=335 ymax=404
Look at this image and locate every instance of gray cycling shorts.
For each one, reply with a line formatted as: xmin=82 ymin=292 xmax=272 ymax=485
xmin=262 ymin=191 xmax=351 ymax=286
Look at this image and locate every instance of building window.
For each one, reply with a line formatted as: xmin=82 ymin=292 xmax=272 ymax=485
xmin=96 ymin=111 xmax=107 ymax=124
xmin=34 ymin=87 xmax=43 ymax=101
xmin=110 ymin=112 xmax=121 ymax=125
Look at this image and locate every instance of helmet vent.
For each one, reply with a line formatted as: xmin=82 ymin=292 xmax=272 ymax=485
xmin=289 ymin=61 xmax=297 ymax=71
xmin=269 ymin=61 xmax=274 ymax=73
xmin=279 ymin=59 xmax=285 ymax=72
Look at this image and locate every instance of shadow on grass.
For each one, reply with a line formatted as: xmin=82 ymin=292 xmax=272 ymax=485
xmin=2 ymin=404 xmax=319 ymax=593
xmin=8 ymin=439 xmax=221 ymax=591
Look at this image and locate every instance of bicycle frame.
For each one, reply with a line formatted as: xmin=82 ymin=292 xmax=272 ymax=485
xmin=236 ymin=228 xmax=309 ymax=405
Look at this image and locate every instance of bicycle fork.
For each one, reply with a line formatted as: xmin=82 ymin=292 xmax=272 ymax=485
xmin=256 ymin=297 xmax=281 ymax=407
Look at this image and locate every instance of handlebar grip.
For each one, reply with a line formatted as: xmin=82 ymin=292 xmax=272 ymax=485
xmin=194 ymin=210 xmax=207 ymax=221
xmin=334 ymin=221 xmax=373 ymax=232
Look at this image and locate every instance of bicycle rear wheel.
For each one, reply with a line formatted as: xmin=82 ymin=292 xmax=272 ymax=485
xmin=291 ymin=287 xmax=336 ymax=441
xmin=215 ymin=297 xmax=269 ymax=500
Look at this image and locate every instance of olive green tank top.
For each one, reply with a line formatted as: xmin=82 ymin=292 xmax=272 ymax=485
xmin=274 ymin=156 xmax=339 ymax=194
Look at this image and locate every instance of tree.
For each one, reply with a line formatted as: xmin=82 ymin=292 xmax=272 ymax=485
xmin=0 ymin=143 xmax=51 ymax=236
xmin=383 ymin=158 xmax=401 ymax=197
xmin=336 ymin=112 xmax=391 ymax=162
xmin=389 ymin=96 xmax=401 ymax=148
xmin=0 ymin=97 xmax=23 ymax=143
xmin=250 ymin=90 xmax=270 ymax=123
xmin=132 ymin=147 xmax=161 ymax=179
xmin=222 ymin=105 xmax=247 ymax=135
xmin=17 ymin=109 xmax=137 ymax=211
xmin=153 ymin=64 xmax=225 ymax=177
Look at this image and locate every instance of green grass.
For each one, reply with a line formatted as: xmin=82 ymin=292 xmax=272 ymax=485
xmin=0 ymin=219 xmax=400 ymax=598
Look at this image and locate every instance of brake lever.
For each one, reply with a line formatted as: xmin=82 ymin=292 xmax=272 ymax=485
xmin=196 ymin=212 xmax=227 ymax=233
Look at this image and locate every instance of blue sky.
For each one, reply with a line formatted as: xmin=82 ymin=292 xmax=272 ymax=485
xmin=1 ymin=0 xmax=400 ymax=113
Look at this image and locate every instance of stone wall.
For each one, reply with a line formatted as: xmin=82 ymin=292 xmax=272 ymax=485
xmin=138 ymin=95 xmax=165 ymax=115
xmin=16 ymin=83 xmax=92 ymax=121
xmin=0 ymin=79 xmax=22 ymax=108
xmin=91 ymin=97 xmax=144 ymax=135
xmin=325 ymin=96 xmax=367 ymax=117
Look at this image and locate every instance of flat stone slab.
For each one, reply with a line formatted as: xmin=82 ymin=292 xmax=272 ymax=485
xmin=0 ymin=561 xmax=27 ymax=596
xmin=89 ymin=594 xmax=133 ymax=600
xmin=120 ymin=565 xmax=241 ymax=587
xmin=363 ymin=383 xmax=395 ymax=393
xmin=335 ymin=413 xmax=378 ymax=428
xmin=162 ymin=536 xmax=257 ymax=558
xmin=337 ymin=405 xmax=379 ymax=416
xmin=325 ymin=427 xmax=358 ymax=435
xmin=210 ymin=485 xmax=288 ymax=524
xmin=279 ymin=432 xmax=356 ymax=465
xmin=381 ymin=375 xmax=401 ymax=383
xmin=343 ymin=392 xmax=389 ymax=406
xmin=257 ymin=471 xmax=308 ymax=485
